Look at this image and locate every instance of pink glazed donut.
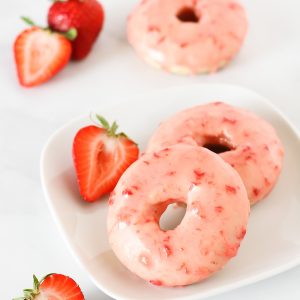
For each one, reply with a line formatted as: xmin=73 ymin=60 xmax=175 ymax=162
xmin=127 ymin=0 xmax=247 ymax=74
xmin=147 ymin=102 xmax=284 ymax=205
xmin=108 ymin=144 xmax=249 ymax=287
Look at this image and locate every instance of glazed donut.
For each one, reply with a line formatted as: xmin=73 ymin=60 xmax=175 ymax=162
xmin=107 ymin=144 xmax=249 ymax=287
xmin=147 ymin=102 xmax=284 ymax=205
xmin=127 ymin=0 xmax=247 ymax=75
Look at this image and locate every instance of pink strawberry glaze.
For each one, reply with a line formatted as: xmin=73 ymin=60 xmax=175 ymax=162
xmin=147 ymin=102 xmax=284 ymax=205
xmin=107 ymin=145 xmax=249 ymax=286
xmin=127 ymin=0 xmax=247 ymax=74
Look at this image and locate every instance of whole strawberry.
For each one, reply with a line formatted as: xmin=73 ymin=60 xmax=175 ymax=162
xmin=13 ymin=273 xmax=84 ymax=299
xmin=48 ymin=0 xmax=105 ymax=60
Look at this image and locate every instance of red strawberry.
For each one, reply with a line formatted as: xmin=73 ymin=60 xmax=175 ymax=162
xmin=14 ymin=18 xmax=75 ymax=87
xmin=48 ymin=0 xmax=105 ymax=60
xmin=73 ymin=115 xmax=139 ymax=202
xmin=13 ymin=273 xmax=84 ymax=299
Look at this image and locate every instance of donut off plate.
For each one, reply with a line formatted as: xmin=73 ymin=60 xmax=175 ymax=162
xmin=40 ymin=83 xmax=300 ymax=300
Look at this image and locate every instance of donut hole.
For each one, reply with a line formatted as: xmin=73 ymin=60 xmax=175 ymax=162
xmin=204 ymin=143 xmax=231 ymax=154
xmin=159 ymin=202 xmax=187 ymax=231
xmin=203 ymin=136 xmax=234 ymax=154
xmin=176 ymin=7 xmax=200 ymax=23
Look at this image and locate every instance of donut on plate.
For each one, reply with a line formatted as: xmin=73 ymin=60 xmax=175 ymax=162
xmin=107 ymin=144 xmax=249 ymax=287
xmin=127 ymin=0 xmax=247 ymax=74
xmin=147 ymin=102 xmax=284 ymax=205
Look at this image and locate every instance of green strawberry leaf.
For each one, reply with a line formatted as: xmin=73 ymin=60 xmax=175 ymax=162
xmin=96 ymin=115 xmax=110 ymax=130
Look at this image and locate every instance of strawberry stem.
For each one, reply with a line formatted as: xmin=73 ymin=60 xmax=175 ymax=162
xmin=13 ymin=274 xmax=54 ymax=300
xmin=109 ymin=121 xmax=119 ymax=136
xmin=94 ymin=114 xmax=124 ymax=137
xmin=21 ymin=16 xmax=36 ymax=27
xmin=63 ymin=28 xmax=78 ymax=41
xmin=33 ymin=274 xmax=40 ymax=290
xmin=96 ymin=114 xmax=110 ymax=130
xmin=20 ymin=16 xmax=47 ymax=30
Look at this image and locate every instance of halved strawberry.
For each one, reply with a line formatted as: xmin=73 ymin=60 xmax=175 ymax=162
xmin=73 ymin=115 xmax=139 ymax=202
xmin=14 ymin=18 xmax=76 ymax=87
xmin=13 ymin=273 xmax=84 ymax=300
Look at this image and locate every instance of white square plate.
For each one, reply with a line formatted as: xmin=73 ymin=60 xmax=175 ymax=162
xmin=40 ymin=84 xmax=300 ymax=300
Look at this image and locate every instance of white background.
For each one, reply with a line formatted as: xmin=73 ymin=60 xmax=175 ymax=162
xmin=1 ymin=0 xmax=300 ymax=299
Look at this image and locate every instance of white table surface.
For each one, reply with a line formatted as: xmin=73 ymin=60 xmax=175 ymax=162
xmin=1 ymin=0 xmax=300 ymax=299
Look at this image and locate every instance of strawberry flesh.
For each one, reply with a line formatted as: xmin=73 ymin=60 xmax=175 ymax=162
xmin=39 ymin=274 xmax=84 ymax=299
xmin=14 ymin=27 xmax=71 ymax=87
xmin=73 ymin=125 xmax=139 ymax=201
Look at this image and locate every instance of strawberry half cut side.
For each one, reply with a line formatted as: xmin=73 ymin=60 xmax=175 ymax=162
xmin=13 ymin=273 xmax=84 ymax=300
xmin=72 ymin=115 xmax=139 ymax=202
xmin=14 ymin=17 xmax=77 ymax=87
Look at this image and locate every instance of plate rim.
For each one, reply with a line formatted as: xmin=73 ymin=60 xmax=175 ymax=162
xmin=40 ymin=83 xmax=300 ymax=300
